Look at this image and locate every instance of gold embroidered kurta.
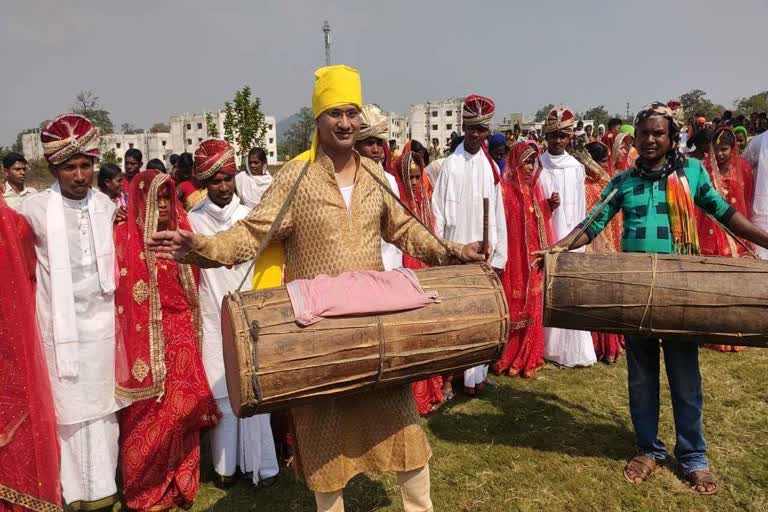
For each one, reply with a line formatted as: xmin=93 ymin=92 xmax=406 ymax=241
xmin=182 ymin=149 xmax=463 ymax=492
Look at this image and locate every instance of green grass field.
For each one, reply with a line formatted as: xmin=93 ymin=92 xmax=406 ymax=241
xmin=110 ymin=346 xmax=767 ymax=512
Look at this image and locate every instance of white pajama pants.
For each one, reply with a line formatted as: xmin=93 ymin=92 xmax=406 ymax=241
xmin=58 ymin=413 xmax=119 ymax=509
xmin=463 ymin=364 xmax=488 ymax=388
xmin=211 ymin=397 xmax=279 ymax=484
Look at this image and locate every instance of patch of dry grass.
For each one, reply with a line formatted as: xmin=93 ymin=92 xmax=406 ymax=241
xmin=108 ymin=347 xmax=767 ymax=512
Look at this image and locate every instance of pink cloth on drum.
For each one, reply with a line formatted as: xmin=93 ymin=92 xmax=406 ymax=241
xmin=286 ymin=268 xmax=439 ymax=326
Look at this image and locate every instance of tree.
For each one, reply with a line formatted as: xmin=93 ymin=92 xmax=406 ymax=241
xmin=120 ymin=122 xmax=143 ymax=134
xmin=73 ymin=90 xmax=114 ymax=134
xmin=12 ymin=128 xmax=35 ymax=153
xmin=279 ymin=107 xmax=314 ymax=160
xmin=534 ymin=104 xmax=555 ymax=123
xmin=149 ymin=122 xmax=170 ymax=134
xmin=101 ymin=148 xmax=120 ymax=165
xmin=205 ymin=112 xmax=220 ymax=138
xmin=582 ymin=105 xmax=611 ymax=128
xmin=680 ymin=89 xmax=725 ymax=121
xmin=734 ymin=91 xmax=768 ymax=116
xmin=223 ymin=86 xmax=268 ymax=166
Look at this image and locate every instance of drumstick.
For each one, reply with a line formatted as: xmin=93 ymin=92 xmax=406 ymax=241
xmin=482 ymin=197 xmax=490 ymax=260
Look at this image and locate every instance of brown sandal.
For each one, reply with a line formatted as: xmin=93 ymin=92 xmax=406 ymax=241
xmin=683 ymin=470 xmax=719 ymax=495
xmin=623 ymin=454 xmax=658 ymax=484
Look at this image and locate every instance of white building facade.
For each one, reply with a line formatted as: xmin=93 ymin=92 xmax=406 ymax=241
xmin=21 ymin=111 xmax=278 ymax=166
xmin=408 ymin=98 xmax=464 ymax=149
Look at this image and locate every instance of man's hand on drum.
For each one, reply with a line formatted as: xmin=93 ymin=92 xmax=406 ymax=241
xmin=531 ymin=245 xmax=567 ymax=269
xmin=148 ymin=229 xmax=196 ymax=260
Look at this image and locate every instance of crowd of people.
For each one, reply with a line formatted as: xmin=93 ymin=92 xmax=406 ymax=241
xmin=2 ymin=63 xmax=768 ymax=512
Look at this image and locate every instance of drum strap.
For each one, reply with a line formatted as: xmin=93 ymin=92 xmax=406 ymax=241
xmin=236 ymin=161 xmax=312 ymax=292
xmin=360 ymin=165 xmax=459 ymax=258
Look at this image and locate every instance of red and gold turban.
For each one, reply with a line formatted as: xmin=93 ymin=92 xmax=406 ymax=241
xmin=193 ymin=139 xmax=237 ymax=181
xmin=41 ymin=113 xmax=100 ymax=166
xmin=543 ymin=105 xmax=577 ymax=134
xmin=462 ymin=94 xmax=495 ymax=128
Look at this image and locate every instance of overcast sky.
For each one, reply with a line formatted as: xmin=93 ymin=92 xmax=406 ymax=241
xmin=2 ymin=0 xmax=766 ymax=146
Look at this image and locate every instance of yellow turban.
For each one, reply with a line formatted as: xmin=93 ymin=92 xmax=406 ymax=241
xmin=295 ymin=65 xmax=363 ymax=162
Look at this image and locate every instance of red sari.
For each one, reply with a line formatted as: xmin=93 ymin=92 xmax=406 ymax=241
xmin=494 ymin=142 xmax=554 ymax=378
xmin=0 ymin=198 xmax=62 ymax=512
xmin=579 ymin=143 xmax=625 ymax=363
xmin=697 ymin=129 xmax=754 ymax=353
xmin=115 ymin=171 xmax=220 ymax=511
xmin=395 ymin=143 xmax=444 ymax=415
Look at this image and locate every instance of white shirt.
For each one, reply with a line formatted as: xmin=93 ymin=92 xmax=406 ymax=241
xmin=3 ymin=185 xmax=37 ymax=210
xmin=236 ymin=171 xmax=273 ymax=208
xmin=381 ymin=173 xmax=403 ymax=270
xmin=744 ymin=132 xmax=768 ymax=258
xmin=431 ymin=143 xmax=507 ymax=269
xmin=21 ymin=190 xmax=119 ymax=425
xmin=539 ymin=151 xmax=587 ymax=252
xmin=188 ymin=195 xmax=253 ymax=399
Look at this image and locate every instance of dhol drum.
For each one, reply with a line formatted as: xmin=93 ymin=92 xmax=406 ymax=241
xmin=544 ymin=252 xmax=768 ymax=347
xmin=222 ymin=263 xmax=509 ymax=417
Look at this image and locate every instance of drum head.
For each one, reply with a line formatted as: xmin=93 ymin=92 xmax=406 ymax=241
xmin=221 ymin=294 xmax=246 ymax=417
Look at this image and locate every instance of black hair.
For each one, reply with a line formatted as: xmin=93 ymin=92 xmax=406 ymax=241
xmin=146 ymin=158 xmax=167 ymax=173
xmin=607 ymin=118 xmax=623 ymax=130
xmin=585 ymin=141 xmax=609 ymax=162
xmin=410 ymin=140 xmax=430 ymax=166
xmin=178 ymin=152 xmax=194 ymax=171
xmin=2 ymin=151 xmax=27 ymax=169
xmin=248 ymin=147 xmax=267 ymax=161
xmin=713 ymin=129 xmax=736 ymax=147
xmin=513 ymin=124 xmax=521 ymax=132
xmin=449 ymin=135 xmax=465 ymax=154
xmin=169 ymin=154 xmax=179 ymax=166
xmin=576 ymin=120 xmax=584 ymax=128
xmin=97 ymin=163 xmax=122 ymax=190
xmin=689 ymin=127 xmax=714 ymax=149
xmin=124 ymin=148 xmax=143 ymax=162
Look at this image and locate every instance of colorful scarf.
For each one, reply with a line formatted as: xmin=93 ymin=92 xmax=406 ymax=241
xmin=666 ymin=169 xmax=700 ymax=255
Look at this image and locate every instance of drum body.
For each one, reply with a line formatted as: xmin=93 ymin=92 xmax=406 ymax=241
xmin=222 ymin=264 xmax=509 ymax=417
xmin=544 ymin=252 xmax=768 ymax=346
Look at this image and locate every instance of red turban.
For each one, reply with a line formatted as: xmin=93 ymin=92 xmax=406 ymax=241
xmin=193 ymin=139 xmax=237 ymax=181
xmin=462 ymin=94 xmax=495 ymax=128
xmin=543 ymin=105 xmax=577 ymax=134
xmin=41 ymin=113 xmax=100 ymax=166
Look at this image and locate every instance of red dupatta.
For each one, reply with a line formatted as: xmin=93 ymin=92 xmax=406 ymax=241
xmin=500 ymin=142 xmax=554 ymax=327
xmin=115 ymin=171 xmax=202 ymax=401
xmin=0 ymin=197 xmax=62 ymax=512
xmin=395 ymin=141 xmax=435 ymax=270
xmin=697 ymin=128 xmax=755 ymax=257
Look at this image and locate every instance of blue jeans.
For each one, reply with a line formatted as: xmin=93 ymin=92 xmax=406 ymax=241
xmin=625 ymin=336 xmax=708 ymax=473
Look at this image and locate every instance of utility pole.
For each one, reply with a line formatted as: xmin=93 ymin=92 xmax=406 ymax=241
xmin=626 ymin=102 xmax=631 ymax=121
xmin=322 ymin=21 xmax=331 ymax=66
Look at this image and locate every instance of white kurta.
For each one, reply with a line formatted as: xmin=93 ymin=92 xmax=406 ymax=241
xmin=381 ymin=172 xmax=404 ymax=270
xmin=20 ymin=189 xmax=120 ymax=506
xmin=432 ymin=143 xmax=507 ymax=387
xmin=236 ymin=171 xmax=273 ymax=209
xmin=538 ymin=151 xmax=596 ymax=368
xmin=188 ymin=195 xmax=279 ymax=482
xmin=744 ymin=132 xmax=768 ymax=259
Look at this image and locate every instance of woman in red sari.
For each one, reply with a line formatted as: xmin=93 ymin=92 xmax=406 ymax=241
xmin=494 ymin=141 xmax=554 ymax=378
xmin=697 ymin=128 xmax=754 ymax=353
xmin=0 ymin=196 xmax=62 ymax=512
xmin=581 ymin=141 xmax=625 ymax=363
xmin=611 ymin=132 xmax=633 ymax=172
xmin=115 ymin=171 xmax=220 ymax=511
xmin=394 ymin=142 xmax=446 ymax=415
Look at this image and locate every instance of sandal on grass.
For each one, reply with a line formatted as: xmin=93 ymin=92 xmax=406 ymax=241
xmin=683 ymin=469 xmax=719 ymax=495
xmin=623 ymin=454 xmax=658 ymax=484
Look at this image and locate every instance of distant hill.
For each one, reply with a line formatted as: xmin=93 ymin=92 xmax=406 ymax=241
xmin=276 ymin=111 xmax=302 ymax=141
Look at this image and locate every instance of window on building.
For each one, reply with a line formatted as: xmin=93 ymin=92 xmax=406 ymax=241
xmin=269 ymin=151 xmax=275 ymax=157
xmin=187 ymin=139 xmax=192 ymax=145
xmin=197 ymin=123 xmax=203 ymax=130
xmin=186 ymin=123 xmax=192 ymax=130
xmin=116 ymin=142 xmax=121 ymax=149
xmin=268 ymin=124 xmax=273 ymax=130
xmin=446 ymin=124 xmax=453 ymax=130
xmin=432 ymin=124 xmax=438 ymax=131
xmin=269 ymin=138 xmax=274 ymax=144
xmin=161 ymin=140 xmax=166 ymax=147
xmin=129 ymin=143 xmax=134 ymax=149
xmin=446 ymin=110 xmax=453 ymax=117
xmin=198 ymin=138 xmax=203 ymax=143
xmin=431 ymin=111 xmax=438 ymax=118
